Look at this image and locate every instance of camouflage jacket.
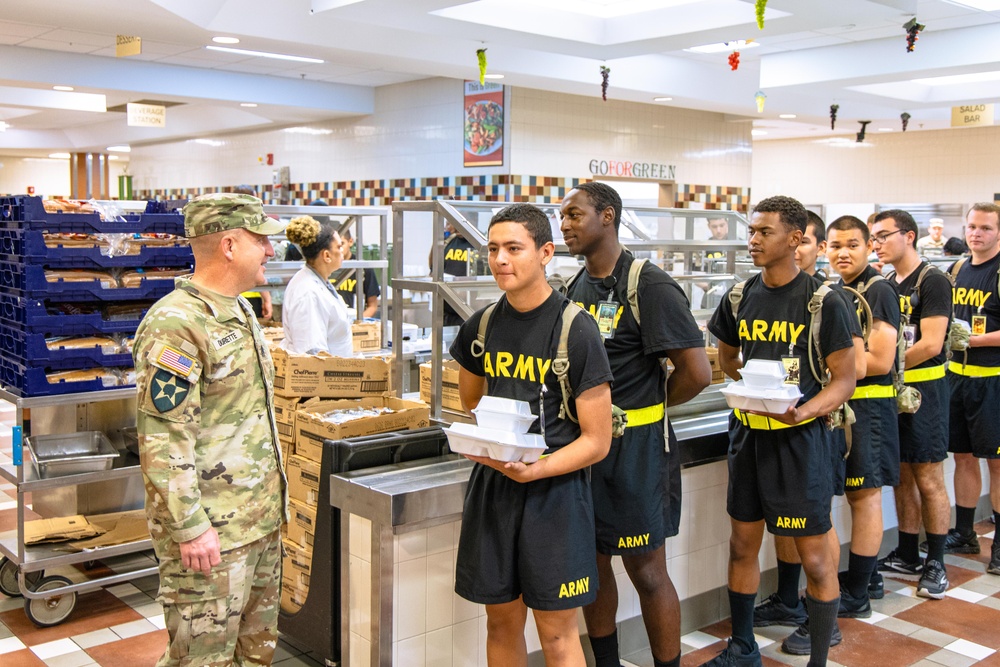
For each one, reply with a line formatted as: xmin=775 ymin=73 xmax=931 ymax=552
xmin=134 ymin=275 xmax=287 ymax=557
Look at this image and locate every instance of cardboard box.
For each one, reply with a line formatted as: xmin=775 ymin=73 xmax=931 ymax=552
xmin=280 ymin=577 xmax=308 ymax=613
xmin=419 ymin=360 xmax=463 ymax=412
xmin=270 ymin=346 xmax=391 ymax=399
xmin=24 ymin=515 xmax=104 ymax=545
xmin=294 ymin=397 xmax=430 ymax=462
xmin=287 ymin=498 xmax=317 ymax=549
xmin=274 ymin=395 xmax=316 ymax=442
xmin=351 ymin=321 xmax=382 ymax=353
xmin=286 ymin=454 xmax=321 ymax=505
xmin=282 ymin=537 xmax=313 ymax=586
xmin=705 ymin=346 xmax=725 ymax=384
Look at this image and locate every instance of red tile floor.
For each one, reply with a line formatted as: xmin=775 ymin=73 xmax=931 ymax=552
xmin=2 ymin=399 xmax=1000 ymax=666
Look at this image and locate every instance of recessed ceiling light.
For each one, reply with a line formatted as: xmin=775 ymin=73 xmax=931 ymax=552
xmin=483 ymin=73 xmax=504 ymax=79
xmin=942 ymin=0 xmax=1000 ymax=11
xmin=0 ymin=121 xmax=9 ymax=131
xmin=779 ymin=114 xmax=797 ymax=119
xmin=212 ymin=36 xmax=241 ymax=44
xmin=750 ymin=129 xmax=768 ymax=137
xmin=654 ymin=96 xmax=673 ymax=102
xmin=206 ymin=45 xmax=324 ymax=64
xmin=106 ymin=145 xmax=131 ymax=153
xmin=48 ymin=152 xmax=71 ymax=159
xmin=52 ymin=85 xmax=74 ymax=92
xmin=878 ymin=127 xmax=893 ymax=132
xmin=240 ymin=102 xmax=259 ymax=107
xmin=108 ymin=155 xmax=120 ymax=160
xmin=687 ymin=40 xmax=760 ymax=55
xmin=189 ymin=139 xmax=225 ymax=147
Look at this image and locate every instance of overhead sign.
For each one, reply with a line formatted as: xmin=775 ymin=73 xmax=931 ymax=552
xmin=116 ymin=35 xmax=142 ymax=57
xmin=951 ymin=104 xmax=993 ymax=128
xmin=589 ymin=159 xmax=676 ymax=181
xmin=127 ymin=103 xmax=165 ymax=128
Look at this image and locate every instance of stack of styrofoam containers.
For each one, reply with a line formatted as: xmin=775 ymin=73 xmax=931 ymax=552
xmin=445 ymin=395 xmax=547 ymax=462
xmin=720 ymin=359 xmax=802 ymax=412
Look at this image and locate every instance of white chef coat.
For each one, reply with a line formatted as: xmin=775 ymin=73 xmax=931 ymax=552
xmin=282 ymin=265 xmax=354 ymax=357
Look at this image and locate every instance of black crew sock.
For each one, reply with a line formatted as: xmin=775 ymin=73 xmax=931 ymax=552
xmin=653 ymin=655 xmax=681 ymax=667
xmin=589 ymin=631 xmax=621 ymax=667
xmin=776 ymin=559 xmax=802 ymax=608
xmin=898 ymin=531 xmax=920 ymax=564
xmin=806 ymin=594 xmax=839 ymax=667
xmin=728 ymin=589 xmax=758 ymax=655
xmin=993 ymin=510 xmax=1000 ymax=532
xmin=846 ymin=551 xmax=877 ymax=600
xmin=925 ymin=532 xmax=947 ymax=564
xmin=956 ymin=505 xmax=977 ymax=536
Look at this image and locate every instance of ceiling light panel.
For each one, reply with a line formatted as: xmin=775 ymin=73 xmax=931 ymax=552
xmin=205 ymin=46 xmax=324 ymax=64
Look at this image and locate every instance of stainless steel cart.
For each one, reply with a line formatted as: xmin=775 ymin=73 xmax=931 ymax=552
xmin=0 ymin=387 xmax=157 ymax=626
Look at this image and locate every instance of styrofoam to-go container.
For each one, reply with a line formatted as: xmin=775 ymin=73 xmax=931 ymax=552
xmin=720 ymin=381 xmax=802 ymax=414
xmin=444 ymin=422 xmax=547 ymax=463
xmin=739 ymin=359 xmax=788 ymax=389
xmin=472 ymin=395 xmax=536 ymax=433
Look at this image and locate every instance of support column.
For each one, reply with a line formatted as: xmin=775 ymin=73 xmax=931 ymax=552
xmin=69 ymin=152 xmax=110 ymax=199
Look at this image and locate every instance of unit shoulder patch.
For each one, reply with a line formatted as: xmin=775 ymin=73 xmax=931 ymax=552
xmin=150 ymin=369 xmax=191 ymax=413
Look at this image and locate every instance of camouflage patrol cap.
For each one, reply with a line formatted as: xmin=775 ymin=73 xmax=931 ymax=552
xmin=183 ymin=193 xmax=287 ymax=238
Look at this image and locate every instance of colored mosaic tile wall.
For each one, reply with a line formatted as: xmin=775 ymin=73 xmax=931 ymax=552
xmin=138 ymin=175 xmax=750 ymax=210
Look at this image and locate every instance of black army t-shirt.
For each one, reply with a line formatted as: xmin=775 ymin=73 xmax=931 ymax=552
xmin=443 ymin=235 xmax=476 ymax=325
xmin=894 ymin=262 xmax=953 ymax=369
xmin=709 ymin=271 xmax=856 ymax=404
xmin=843 ymin=265 xmax=900 ymax=387
xmin=566 ymin=251 xmax=704 ymax=409
xmin=450 ymin=290 xmax=614 ymax=450
xmin=951 ymin=252 xmax=1000 ymax=367
xmin=336 ymin=268 xmax=379 ymax=309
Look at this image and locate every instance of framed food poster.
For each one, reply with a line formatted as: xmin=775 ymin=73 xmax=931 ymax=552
xmin=464 ymin=81 xmax=504 ymax=167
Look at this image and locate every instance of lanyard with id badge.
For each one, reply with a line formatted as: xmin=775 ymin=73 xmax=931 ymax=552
xmin=596 ymin=274 xmax=619 ymax=339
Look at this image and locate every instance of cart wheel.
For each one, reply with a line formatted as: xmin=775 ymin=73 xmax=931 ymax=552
xmin=0 ymin=557 xmax=19 ymax=597
xmin=24 ymin=575 xmax=76 ymax=627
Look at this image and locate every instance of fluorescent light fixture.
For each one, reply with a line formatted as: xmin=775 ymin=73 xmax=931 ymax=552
xmin=878 ymin=127 xmax=893 ymax=132
xmin=911 ymin=71 xmax=1000 ymax=86
xmin=106 ymin=145 xmax=131 ymax=153
xmin=189 ymin=138 xmax=225 ymax=147
xmin=53 ymin=85 xmax=74 ymax=92
xmin=212 ymin=36 xmax=240 ymax=44
xmin=108 ymin=155 xmax=120 ymax=160
xmin=0 ymin=121 xmax=8 ymax=132
xmin=687 ymin=39 xmax=760 ymax=54
xmin=48 ymin=153 xmax=71 ymax=159
xmin=205 ymin=45 xmax=324 ymax=64
xmin=284 ymin=126 xmax=334 ymax=135
xmin=942 ymin=0 xmax=1000 ymax=10
xmin=654 ymin=96 xmax=673 ymax=102
xmin=750 ymin=129 xmax=768 ymax=137
xmin=483 ymin=74 xmax=505 ymax=79
xmin=779 ymin=113 xmax=796 ymax=119
xmin=240 ymin=102 xmax=259 ymax=107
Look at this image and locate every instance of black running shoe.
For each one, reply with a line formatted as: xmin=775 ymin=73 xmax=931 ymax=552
xmin=698 ymin=638 xmax=763 ymax=667
xmin=920 ymin=528 xmax=981 ymax=555
xmin=877 ymin=549 xmax=923 ymax=578
xmin=780 ymin=621 xmax=842 ymax=656
xmin=988 ymin=539 xmax=1000 ymax=576
xmin=838 ymin=586 xmax=872 ymax=618
xmin=868 ymin=571 xmax=885 ymax=600
xmin=752 ymin=592 xmax=807 ymax=627
xmin=916 ymin=559 xmax=949 ymax=599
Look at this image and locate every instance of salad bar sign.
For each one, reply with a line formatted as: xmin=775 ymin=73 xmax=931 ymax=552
xmin=464 ymin=81 xmax=504 ymax=167
xmin=589 ymin=159 xmax=676 ymax=180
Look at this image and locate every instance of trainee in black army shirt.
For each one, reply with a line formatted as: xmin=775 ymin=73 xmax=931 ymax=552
xmin=336 ymin=268 xmax=379 ymax=309
xmin=894 ymin=262 xmax=953 ymax=369
xmin=709 ymin=271 xmax=856 ymax=404
xmin=841 ymin=265 xmax=901 ymax=387
xmin=951 ymin=252 xmax=1000 ymax=368
xmin=443 ymin=235 xmax=476 ymax=325
xmin=450 ymin=290 xmax=614 ymax=450
xmin=565 ymin=250 xmax=704 ymax=410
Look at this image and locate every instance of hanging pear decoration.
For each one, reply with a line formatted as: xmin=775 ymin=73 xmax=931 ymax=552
xmin=476 ymin=48 xmax=488 ymax=85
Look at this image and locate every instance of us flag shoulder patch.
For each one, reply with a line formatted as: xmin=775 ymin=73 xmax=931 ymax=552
xmin=157 ymin=346 xmax=195 ymax=377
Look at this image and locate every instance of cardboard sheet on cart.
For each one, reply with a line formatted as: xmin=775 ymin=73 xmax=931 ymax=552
xmin=24 ymin=515 xmax=105 ymax=545
xmin=65 ymin=510 xmax=150 ymax=551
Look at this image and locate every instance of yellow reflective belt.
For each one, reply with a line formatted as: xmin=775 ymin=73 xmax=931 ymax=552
xmin=948 ymin=361 xmax=1000 ymax=378
xmin=732 ymin=409 xmax=816 ymax=431
xmin=624 ymin=403 xmax=665 ymax=428
xmin=242 ymin=291 xmax=262 ymax=299
xmin=903 ymin=364 xmax=946 ymax=383
xmin=851 ymin=384 xmax=896 ymax=400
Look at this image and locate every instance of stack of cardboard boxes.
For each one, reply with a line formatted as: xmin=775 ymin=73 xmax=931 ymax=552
xmin=270 ymin=346 xmax=429 ymax=613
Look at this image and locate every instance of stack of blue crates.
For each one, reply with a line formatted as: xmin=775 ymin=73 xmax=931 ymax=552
xmin=0 ymin=196 xmax=192 ymax=396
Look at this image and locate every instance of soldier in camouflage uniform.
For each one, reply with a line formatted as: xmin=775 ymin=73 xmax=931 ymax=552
xmin=134 ymin=193 xmax=289 ymax=666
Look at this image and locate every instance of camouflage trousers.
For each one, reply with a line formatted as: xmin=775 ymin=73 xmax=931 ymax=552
xmin=156 ymin=530 xmax=282 ymax=666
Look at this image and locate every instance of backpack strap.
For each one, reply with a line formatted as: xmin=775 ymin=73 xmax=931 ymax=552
xmin=626 ymin=258 xmax=646 ymax=326
xmin=728 ymin=279 xmax=749 ymax=323
xmin=806 ymin=284 xmax=833 ymax=386
xmin=471 ymin=302 xmax=498 ymax=359
xmin=949 ymin=257 xmax=968 ymax=283
xmin=552 ymin=302 xmax=586 ymax=424
xmin=560 ymin=266 xmax=587 ymax=297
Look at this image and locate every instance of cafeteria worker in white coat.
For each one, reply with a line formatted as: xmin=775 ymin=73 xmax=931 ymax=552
xmin=282 ymin=215 xmax=353 ymax=357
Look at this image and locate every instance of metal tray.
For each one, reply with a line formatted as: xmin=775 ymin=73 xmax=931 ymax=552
xmin=120 ymin=427 xmax=139 ymax=456
xmin=26 ymin=431 xmax=119 ymax=478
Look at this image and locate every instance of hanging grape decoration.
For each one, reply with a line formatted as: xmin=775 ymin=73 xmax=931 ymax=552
xmin=476 ymin=48 xmax=488 ymax=85
xmin=903 ymin=19 xmax=925 ymax=53
xmin=600 ymin=65 xmax=610 ymax=101
xmin=729 ymin=50 xmax=740 ymax=71
xmin=901 ymin=112 xmax=911 ymax=132
xmin=755 ymin=0 xmax=767 ymax=30
xmin=830 ymin=104 xmax=839 ymax=130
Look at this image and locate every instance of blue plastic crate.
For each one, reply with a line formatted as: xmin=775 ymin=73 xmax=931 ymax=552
xmin=0 ymin=196 xmax=184 ymax=234
xmin=0 ymin=262 xmax=181 ymax=300
xmin=0 ymin=294 xmax=150 ymax=335
xmin=0 ymin=355 xmax=133 ymax=397
xmin=0 ymin=228 xmax=193 ymax=268
xmin=0 ymin=326 xmax=134 ymax=370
